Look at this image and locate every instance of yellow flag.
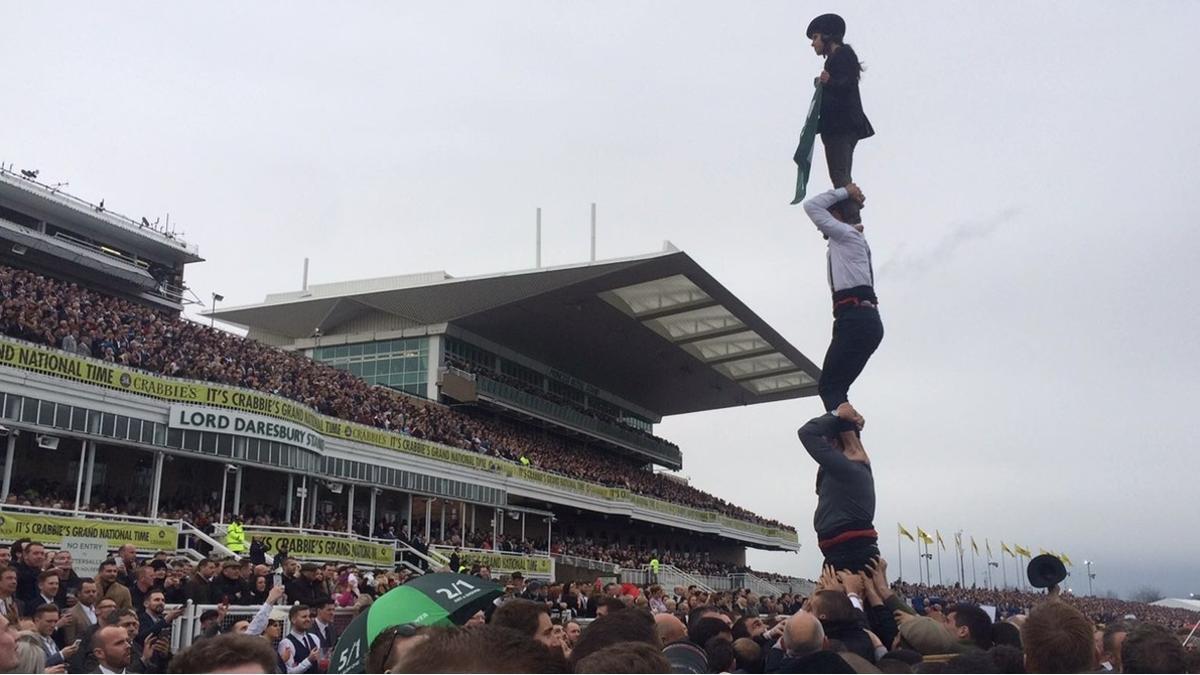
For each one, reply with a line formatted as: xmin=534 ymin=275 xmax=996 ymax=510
xmin=898 ymin=523 xmax=915 ymax=542
xmin=1059 ymin=552 xmax=1073 ymax=566
xmin=986 ymin=539 xmax=993 ymax=558
xmin=917 ymin=528 xmax=934 ymax=545
xmin=1039 ymin=548 xmax=1048 ymax=556
xmin=936 ymin=530 xmax=946 ymax=551
xmin=1015 ymin=545 xmax=1032 ymax=558
xmin=971 ymin=537 xmax=979 ymax=554
xmin=1001 ymin=541 xmax=1014 ymax=557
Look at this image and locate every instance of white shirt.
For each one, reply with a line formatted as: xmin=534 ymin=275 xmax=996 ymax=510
xmin=82 ymin=604 xmax=98 ymax=625
xmin=279 ymin=630 xmax=320 ymax=673
xmin=803 ymin=187 xmax=875 ymax=293
xmin=98 ymin=665 xmax=127 ymax=674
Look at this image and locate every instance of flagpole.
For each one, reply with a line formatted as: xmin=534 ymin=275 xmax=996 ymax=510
xmin=971 ymin=545 xmax=977 ymax=588
xmin=925 ymin=541 xmax=932 ymax=586
xmin=936 ymin=543 xmax=943 ymax=585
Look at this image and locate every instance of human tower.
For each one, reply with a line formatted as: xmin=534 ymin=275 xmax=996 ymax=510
xmin=793 ymin=13 xmax=884 ymax=573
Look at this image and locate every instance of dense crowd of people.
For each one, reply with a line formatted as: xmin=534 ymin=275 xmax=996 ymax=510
xmin=0 ymin=525 xmax=1195 ymax=674
xmin=0 ymin=264 xmax=792 ymax=533
xmin=895 ymin=582 xmax=1200 ymax=633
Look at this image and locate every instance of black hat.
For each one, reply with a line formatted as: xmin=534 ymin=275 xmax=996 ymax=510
xmin=1027 ymin=554 xmax=1067 ymax=589
xmin=806 ymin=13 xmax=846 ymax=40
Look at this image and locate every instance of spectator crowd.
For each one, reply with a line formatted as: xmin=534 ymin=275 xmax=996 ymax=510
xmin=0 ymin=525 xmax=1194 ymax=674
xmin=0 ymin=265 xmax=792 ymax=533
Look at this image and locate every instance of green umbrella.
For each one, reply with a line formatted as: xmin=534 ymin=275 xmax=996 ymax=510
xmin=331 ymin=573 xmax=502 ymax=673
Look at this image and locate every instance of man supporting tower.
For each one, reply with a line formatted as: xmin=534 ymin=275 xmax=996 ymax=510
xmin=804 ymin=183 xmax=882 ymax=414
xmin=798 ymin=404 xmax=878 ymax=571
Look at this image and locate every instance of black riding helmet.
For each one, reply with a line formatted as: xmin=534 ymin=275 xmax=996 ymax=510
xmin=806 ymin=13 xmax=846 ymax=41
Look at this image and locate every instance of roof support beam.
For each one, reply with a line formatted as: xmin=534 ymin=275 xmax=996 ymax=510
xmin=702 ymin=346 xmax=778 ymax=366
xmin=733 ymin=366 xmax=803 ymax=382
xmin=671 ymin=323 xmax=749 ymax=346
xmin=633 ymin=298 xmax=720 ymax=322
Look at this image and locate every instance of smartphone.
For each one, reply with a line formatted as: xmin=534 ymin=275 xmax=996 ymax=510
xmin=274 ymin=572 xmax=283 ymax=586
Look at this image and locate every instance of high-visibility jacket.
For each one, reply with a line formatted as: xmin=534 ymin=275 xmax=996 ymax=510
xmin=225 ymin=522 xmax=247 ymax=553
xmin=650 ymin=558 xmax=660 ymax=573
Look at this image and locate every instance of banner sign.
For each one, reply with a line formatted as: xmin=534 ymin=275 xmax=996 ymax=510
xmin=169 ymin=405 xmax=324 ymax=451
xmin=431 ymin=546 xmax=552 ymax=575
xmin=62 ymin=537 xmax=109 ymax=576
xmin=0 ymin=337 xmax=798 ymax=544
xmin=0 ymin=512 xmax=177 ymax=550
xmin=246 ymin=530 xmax=395 ymax=567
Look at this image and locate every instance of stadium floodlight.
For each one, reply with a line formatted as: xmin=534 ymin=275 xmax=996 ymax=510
xmin=210 ymin=293 xmax=225 ymax=328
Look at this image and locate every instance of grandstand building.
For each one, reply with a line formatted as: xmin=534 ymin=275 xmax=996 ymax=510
xmin=0 ymin=169 xmax=818 ymax=592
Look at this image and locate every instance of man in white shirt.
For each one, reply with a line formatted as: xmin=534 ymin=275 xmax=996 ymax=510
xmin=36 ymin=570 xmax=62 ymax=610
xmin=91 ymin=625 xmax=132 ymax=674
xmin=803 ymin=183 xmax=883 ymax=417
xmin=278 ymin=605 xmax=324 ymax=674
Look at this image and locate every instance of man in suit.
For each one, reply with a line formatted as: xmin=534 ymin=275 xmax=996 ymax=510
xmin=137 ymin=590 xmax=182 ymax=647
xmin=15 ymin=542 xmax=47 ymax=609
xmin=0 ymin=567 xmax=20 ymax=623
xmin=97 ymin=559 xmax=132 ymax=610
xmin=185 ymin=559 xmax=217 ymax=605
xmin=313 ymin=600 xmax=338 ymax=651
xmin=31 ymin=603 xmax=79 ymax=668
xmin=62 ymin=578 xmax=99 ymax=646
xmin=35 ymin=570 xmax=63 ymax=610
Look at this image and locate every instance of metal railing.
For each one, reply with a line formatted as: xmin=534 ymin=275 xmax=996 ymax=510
xmin=475 ymin=376 xmax=682 ymax=467
xmin=552 ymin=554 xmax=620 ymax=575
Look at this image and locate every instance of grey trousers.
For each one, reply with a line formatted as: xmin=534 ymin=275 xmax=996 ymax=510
xmin=822 ymin=132 xmax=860 ymax=224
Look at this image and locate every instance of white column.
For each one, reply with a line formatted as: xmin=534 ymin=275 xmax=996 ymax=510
xmin=493 ymin=509 xmax=500 ymax=550
xmin=521 ymin=512 xmax=526 ymax=541
xmin=547 ymin=515 xmax=553 ymax=552
xmin=81 ymin=441 xmax=96 ymax=507
xmin=149 ymin=452 xmax=164 ymax=519
xmin=425 ymin=334 xmax=443 ymax=400
xmin=310 ymin=482 xmax=320 ymax=526
xmin=232 ymin=466 xmax=243 ymax=516
xmin=470 ymin=504 xmax=476 ymax=534
xmin=406 ymin=494 xmax=413 ymax=535
xmin=297 ymin=476 xmax=307 ymax=529
xmin=460 ymin=502 xmax=466 ymax=535
xmin=439 ymin=500 xmax=446 ymax=540
xmin=424 ymin=498 xmax=432 ymax=541
xmin=285 ymin=474 xmax=294 ymax=524
xmin=347 ymin=485 xmax=356 ymax=534
xmin=73 ymin=441 xmax=87 ymax=514
xmin=1 ymin=433 xmax=16 ymax=502
xmin=368 ymin=489 xmax=378 ymax=538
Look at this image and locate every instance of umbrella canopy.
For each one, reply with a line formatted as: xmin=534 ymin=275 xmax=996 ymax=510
xmin=331 ymin=573 xmax=502 ymax=673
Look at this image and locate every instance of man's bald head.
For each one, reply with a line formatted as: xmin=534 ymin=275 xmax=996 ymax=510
xmin=654 ymin=613 xmax=687 ymax=645
xmin=783 ymin=611 xmax=825 ymax=658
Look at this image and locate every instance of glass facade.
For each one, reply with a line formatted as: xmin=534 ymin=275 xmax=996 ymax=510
xmin=312 ymin=337 xmax=429 ymax=397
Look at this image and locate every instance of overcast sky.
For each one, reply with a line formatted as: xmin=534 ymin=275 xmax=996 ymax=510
xmin=5 ymin=2 xmax=1198 ymax=598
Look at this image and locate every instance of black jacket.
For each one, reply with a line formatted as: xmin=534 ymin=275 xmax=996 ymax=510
xmin=797 ymin=414 xmax=875 ymax=541
xmin=818 ymin=44 xmax=874 ymax=139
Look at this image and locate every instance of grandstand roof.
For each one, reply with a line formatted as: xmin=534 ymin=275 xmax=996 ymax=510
xmin=210 ymin=247 xmax=821 ymax=416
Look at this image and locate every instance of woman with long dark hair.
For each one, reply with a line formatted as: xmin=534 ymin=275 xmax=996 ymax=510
xmin=807 ymin=13 xmax=874 ymax=224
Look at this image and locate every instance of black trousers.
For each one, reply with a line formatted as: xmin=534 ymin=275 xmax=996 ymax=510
xmin=822 ymin=537 xmax=881 ymax=573
xmin=818 ymin=306 xmax=883 ymax=412
xmin=822 ymin=132 xmax=860 ymax=224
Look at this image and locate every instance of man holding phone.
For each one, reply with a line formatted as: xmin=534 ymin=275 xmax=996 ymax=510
xmin=136 ymin=591 xmax=182 ymax=646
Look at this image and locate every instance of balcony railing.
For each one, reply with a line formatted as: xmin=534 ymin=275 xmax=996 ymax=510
xmin=475 ymin=375 xmax=683 ymax=468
